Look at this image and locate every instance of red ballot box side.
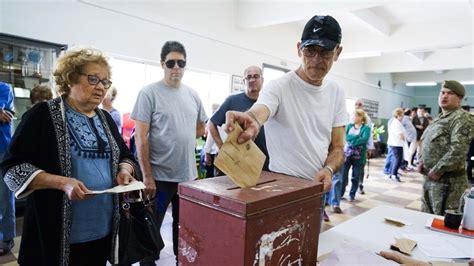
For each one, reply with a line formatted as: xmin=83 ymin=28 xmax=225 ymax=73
xmin=178 ymin=171 xmax=323 ymax=265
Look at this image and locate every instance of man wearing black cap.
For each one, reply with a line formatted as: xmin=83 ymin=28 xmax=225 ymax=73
xmin=225 ymin=15 xmax=347 ymax=207
xmin=418 ymin=80 xmax=474 ymax=215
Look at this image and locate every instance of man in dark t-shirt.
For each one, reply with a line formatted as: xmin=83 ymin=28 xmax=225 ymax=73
xmin=209 ymin=65 xmax=269 ymax=171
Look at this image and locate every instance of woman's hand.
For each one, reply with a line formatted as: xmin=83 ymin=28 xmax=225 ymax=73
xmin=116 ymin=168 xmax=136 ymax=185
xmin=399 ymin=133 xmax=405 ymax=141
xmin=60 ymin=177 xmax=92 ymax=201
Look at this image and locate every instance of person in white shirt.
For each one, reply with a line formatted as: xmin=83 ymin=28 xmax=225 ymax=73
xmin=203 ymin=103 xmax=221 ymax=177
xmin=386 ymin=108 xmax=406 ymax=182
xmin=225 ymin=15 xmax=348 ymax=225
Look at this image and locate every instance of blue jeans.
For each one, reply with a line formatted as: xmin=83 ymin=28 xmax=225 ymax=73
xmin=383 ymin=146 xmax=393 ymax=174
xmin=341 ymin=156 xmax=364 ymax=200
xmin=390 ymin=146 xmax=403 ymax=177
xmin=329 ymin=168 xmax=344 ymax=206
xmin=0 ymin=152 xmax=15 ymax=241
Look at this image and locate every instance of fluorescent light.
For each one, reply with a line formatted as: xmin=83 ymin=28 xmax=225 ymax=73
xmin=339 ymin=51 xmax=382 ymax=59
xmin=406 ymin=82 xmax=437 ymax=86
xmin=461 ymin=81 xmax=474 ymax=85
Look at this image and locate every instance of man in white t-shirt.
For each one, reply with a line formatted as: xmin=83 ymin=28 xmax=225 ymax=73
xmin=225 ymin=15 xmax=347 ymax=197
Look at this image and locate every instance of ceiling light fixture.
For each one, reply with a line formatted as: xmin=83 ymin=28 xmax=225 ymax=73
xmin=406 ymin=82 xmax=437 ymax=86
xmin=460 ymin=81 xmax=474 ymax=85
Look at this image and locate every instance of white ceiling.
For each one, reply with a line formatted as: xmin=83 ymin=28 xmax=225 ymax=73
xmin=58 ymin=0 xmax=474 ymax=82
xmin=235 ymin=0 xmax=473 ymax=78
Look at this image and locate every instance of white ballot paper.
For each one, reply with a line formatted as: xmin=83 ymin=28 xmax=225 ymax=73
xmin=403 ymin=233 xmax=472 ymax=259
xmin=86 ymin=181 xmax=146 ymax=195
xmin=320 ymin=241 xmax=398 ymax=266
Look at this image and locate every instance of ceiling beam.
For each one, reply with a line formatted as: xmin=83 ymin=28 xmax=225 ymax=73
xmin=365 ymin=46 xmax=473 ymax=73
xmin=405 ymin=51 xmax=434 ymax=61
xmin=351 ymin=8 xmax=391 ymax=37
xmin=235 ymin=2 xmax=381 ymax=29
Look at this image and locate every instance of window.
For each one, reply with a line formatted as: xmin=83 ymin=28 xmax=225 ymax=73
xmin=109 ymin=57 xmax=162 ymax=114
xmin=109 ymin=57 xmax=229 ymax=116
xmin=182 ymin=69 xmax=229 ymax=115
xmin=262 ymin=63 xmax=289 ymax=87
xmin=346 ymin=98 xmax=356 ymax=117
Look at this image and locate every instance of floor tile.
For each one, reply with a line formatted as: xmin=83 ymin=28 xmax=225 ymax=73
xmin=383 ymin=190 xmax=421 ymax=200
xmin=372 ymin=194 xmax=415 ymax=206
xmin=405 ymin=200 xmax=423 ymax=210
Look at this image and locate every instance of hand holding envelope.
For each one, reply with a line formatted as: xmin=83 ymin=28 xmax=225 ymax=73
xmin=214 ymin=122 xmax=266 ymax=188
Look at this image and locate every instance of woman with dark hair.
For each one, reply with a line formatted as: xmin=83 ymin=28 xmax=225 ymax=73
xmin=1 ymin=47 xmax=139 ymax=265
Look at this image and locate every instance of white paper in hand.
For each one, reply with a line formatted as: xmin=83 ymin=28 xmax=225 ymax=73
xmin=86 ymin=181 xmax=146 ymax=195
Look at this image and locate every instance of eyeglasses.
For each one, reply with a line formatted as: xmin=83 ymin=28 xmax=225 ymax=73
xmin=164 ymin=59 xmax=186 ymax=69
xmin=244 ymin=74 xmax=261 ymax=81
xmin=79 ymin=73 xmax=112 ymax=89
xmin=301 ymin=45 xmax=336 ymax=59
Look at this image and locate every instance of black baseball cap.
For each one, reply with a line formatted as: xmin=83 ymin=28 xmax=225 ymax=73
xmin=301 ymin=15 xmax=342 ymax=51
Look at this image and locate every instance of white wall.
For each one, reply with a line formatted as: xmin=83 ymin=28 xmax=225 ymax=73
xmin=1 ymin=2 xmax=299 ymax=75
xmin=331 ymin=59 xmax=414 ymax=118
xmin=1 ymin=1 xmax=412 ymax=119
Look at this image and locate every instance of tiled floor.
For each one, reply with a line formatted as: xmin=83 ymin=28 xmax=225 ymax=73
xmin=0 ymin=157 xmax=425 ymax=265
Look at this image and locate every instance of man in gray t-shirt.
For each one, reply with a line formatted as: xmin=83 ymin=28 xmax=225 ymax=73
xmin=131 ymin=41 xmax=207 ymax=263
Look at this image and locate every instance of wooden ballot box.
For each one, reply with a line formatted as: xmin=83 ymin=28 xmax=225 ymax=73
xmin=178 ymin=171 xmax=324 ymax=265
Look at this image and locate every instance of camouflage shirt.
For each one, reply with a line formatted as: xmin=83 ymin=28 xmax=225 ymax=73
xmin=420 ymin=107 xmax=474 ymax=176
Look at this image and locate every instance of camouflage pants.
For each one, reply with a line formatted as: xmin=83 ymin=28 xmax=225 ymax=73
xmin=421 ymin=175 xmax=469 ymax=215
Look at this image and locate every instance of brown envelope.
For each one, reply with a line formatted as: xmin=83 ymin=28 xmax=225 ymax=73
xmin=214 ymin=122 xmax=266 ymax=188
xmin=390 ymin=238 xmax=417 ymax=255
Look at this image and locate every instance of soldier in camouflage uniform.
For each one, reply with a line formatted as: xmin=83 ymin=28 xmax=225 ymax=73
xmin=418 ymin=80 xmax=474 ymax=215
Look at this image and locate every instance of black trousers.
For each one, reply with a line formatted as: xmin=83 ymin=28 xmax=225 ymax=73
xmin=69 ymin=234 xmax=111 ymax=266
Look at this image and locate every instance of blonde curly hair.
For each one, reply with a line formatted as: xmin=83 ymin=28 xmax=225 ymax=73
xmin=53 ymin=47 xmax=111 ymax=96
xmin=354 ymin=109 xmax=368 ymax=124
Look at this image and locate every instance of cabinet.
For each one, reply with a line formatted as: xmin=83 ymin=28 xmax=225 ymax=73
xmin=0 ymin=33 xmax=67 ymax=128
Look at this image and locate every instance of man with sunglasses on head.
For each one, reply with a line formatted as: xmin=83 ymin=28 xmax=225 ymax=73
xmin=131 ymin=41 xmax=207 ymax=265
xmin=208 ymin=65 xmax=269 ymax=173
xmin=225 ymin=15 xmax=347 ymax=225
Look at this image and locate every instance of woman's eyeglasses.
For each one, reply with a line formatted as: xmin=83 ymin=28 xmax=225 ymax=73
xmin=165 ymin=59 xmax=186 ymax=69
xmin=79 ymin=73 xmax=112 ymax=89
xmin=301 ymin=45 xmax=336 ymax=59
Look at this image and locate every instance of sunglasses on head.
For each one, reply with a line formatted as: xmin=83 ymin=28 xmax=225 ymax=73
xmin=164 ymin=59 xmax=186 ymax=69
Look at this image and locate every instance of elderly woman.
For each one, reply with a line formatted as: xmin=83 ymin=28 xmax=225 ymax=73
xmin=340 ymin=109 xmax=371 ymax=203
xmin=387 ymin=108 xmax=406 ymax=182
xmin=329 ymin=109 xmax=370 ymax=213
xmin=102 ymin=86 xmax=122 ymax=133
xmin=1 ymin=48 xmax=138 ymax=265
